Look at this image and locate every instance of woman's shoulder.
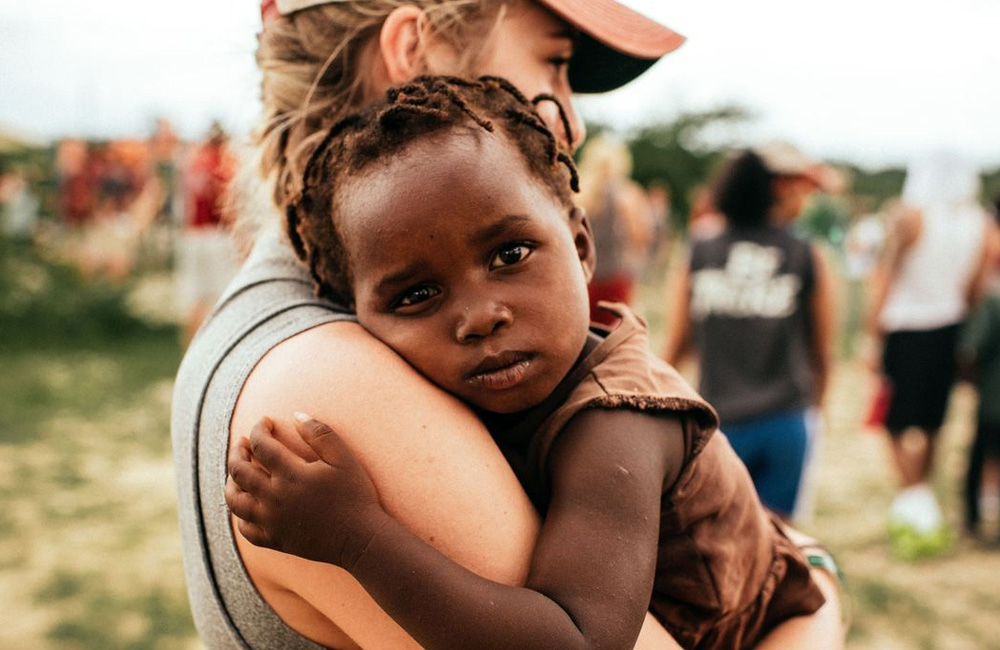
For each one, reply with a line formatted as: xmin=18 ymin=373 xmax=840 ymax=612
xmin=243 ymin=320 xmax=461 ymax=415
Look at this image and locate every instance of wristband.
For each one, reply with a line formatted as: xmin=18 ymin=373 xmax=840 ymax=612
xmin=801 ymin=545 xmax=845 ymax=584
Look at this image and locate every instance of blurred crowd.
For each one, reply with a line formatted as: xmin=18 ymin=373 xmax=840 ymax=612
xmin=570 ymin=137 xmax=1000 ymax=559
xmin=3 ymin=120 xmax=1000 ymax=559
xmin=0 ymin=118 xmax=243 ymax=340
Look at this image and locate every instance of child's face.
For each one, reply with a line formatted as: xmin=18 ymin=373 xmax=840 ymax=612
xmin=336 ymin=129 xmax=594 ymax=413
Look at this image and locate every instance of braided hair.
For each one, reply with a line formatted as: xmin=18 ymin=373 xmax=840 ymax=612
xmin=284 ymin=75 xmax=580 ymax=307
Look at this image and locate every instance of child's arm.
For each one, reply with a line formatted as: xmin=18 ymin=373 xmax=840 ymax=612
xmin=228 ymin=408 xmax=685 ymax=650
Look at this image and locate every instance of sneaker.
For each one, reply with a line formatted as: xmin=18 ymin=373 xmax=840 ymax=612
xmin=888 ymin=520 xmax=952 ymax=560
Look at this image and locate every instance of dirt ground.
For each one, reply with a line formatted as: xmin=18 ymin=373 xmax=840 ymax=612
xmin=2 ymin=273 xmax=999 ymax=650
xmin=806 ymin=364 xmax=1000 ymax=650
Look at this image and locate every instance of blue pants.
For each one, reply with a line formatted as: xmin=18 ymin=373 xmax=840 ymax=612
xmin=724 ymin=409 xmax=812 ymax=518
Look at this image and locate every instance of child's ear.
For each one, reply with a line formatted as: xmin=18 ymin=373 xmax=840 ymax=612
xmin=569 ymin=206 xmax=596 ymax=282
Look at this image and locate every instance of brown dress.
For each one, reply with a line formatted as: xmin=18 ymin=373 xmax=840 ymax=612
xmin=490 ymin=304 xmax=825 ymax=650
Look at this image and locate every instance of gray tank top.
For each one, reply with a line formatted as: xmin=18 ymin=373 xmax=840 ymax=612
xmin=171 ymin=227 xmax=353 ymax=649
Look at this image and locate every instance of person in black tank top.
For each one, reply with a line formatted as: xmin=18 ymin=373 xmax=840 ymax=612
xmin=663 ymin=145 xmax=837 ymax=520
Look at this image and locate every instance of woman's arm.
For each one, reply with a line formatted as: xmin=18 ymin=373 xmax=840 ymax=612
xmin=230 ymin=321 xmax=542 ymax=649
xmin=661 ymin=259 xmax=692 ymax=365
xmin=808 ymin=245 xmax=837 ymax=406
xmin=758 ymin=527 xmax=844 ymax=650
xmin=754 ymin=566 xmax=843 ymax=650
xmin=865 ymin=204 xmax=922 ymax=335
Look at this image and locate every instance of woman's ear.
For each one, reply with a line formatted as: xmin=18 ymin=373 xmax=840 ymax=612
xmin=378 ymin=6 xmax=461 ymax=84
xmin=570 ymin=206 xmax=597 ymax=282
xmin=378 ymin=6 xmax=427 ymax=85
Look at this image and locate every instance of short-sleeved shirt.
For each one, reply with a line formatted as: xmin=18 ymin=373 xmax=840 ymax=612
xmin=688 ymin=225 xmax=816 ymax=425
xmin=486 ymin=305 xmax=825 ymax=649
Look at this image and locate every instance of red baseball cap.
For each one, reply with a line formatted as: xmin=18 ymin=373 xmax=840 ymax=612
xmin=261 ymin=0 xmax=684 ymax=93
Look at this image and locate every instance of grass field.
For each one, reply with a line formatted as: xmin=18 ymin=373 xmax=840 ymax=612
xmin=2 ymin=246 xmax=999 ymax=650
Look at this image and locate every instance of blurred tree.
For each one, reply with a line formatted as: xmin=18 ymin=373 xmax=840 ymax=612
xmin=838 ymin=164 xmax=1000 ymax=214
xmin=983 ymin=166 xmax=1000 ymax=205
xmin=834 ymin=164 xmax=905 ymax=211
xmin=626 ymin=106 xmax=751 ymax=231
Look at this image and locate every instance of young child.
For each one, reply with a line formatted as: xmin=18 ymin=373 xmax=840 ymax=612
xmin=225 ymin=76 xmax=826 ymax=650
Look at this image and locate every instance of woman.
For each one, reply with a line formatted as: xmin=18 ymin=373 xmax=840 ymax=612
xmin=577 ymin=132 xmax=654 ymax=325
xmin=171 ymin=3 xmax=842 ymax=648
xmin=663 ymin=143 xmax=836 ymax=521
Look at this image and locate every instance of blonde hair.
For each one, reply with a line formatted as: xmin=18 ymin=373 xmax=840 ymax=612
xmin=576 ymin=132 xmax=633 ymax=216
xmin=242 ymin=0 xmax=506 ymax=229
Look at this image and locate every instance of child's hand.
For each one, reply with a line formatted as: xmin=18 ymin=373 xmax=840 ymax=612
xmin=225 ymin=414 xmax=386 ymax=570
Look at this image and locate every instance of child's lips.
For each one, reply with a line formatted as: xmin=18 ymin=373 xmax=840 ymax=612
xmin=465 ymin=351 xmax=536 ymax=391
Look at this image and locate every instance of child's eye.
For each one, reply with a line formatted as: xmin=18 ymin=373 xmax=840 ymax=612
xmin=490 ymin=243 xmax=534 ymax=270
xmin=392 ymin=285 xmax=441 ymax=312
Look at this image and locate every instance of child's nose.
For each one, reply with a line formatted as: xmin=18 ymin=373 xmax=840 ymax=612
xmin=454 ymin=302 xmax=513 ymax=344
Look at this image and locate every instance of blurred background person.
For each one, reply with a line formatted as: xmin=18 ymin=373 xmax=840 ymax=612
xmin=55 ymin=138 xmax=95 ymax=231
xmin=143 ymin=118 xmax=182 ymax=266
xmin=644 ymin=180 xmax=674 ymax=277
xmin=687 ymin=184 xmax=726 ymax=242
xmin=959 ymin=204 xmax=1000 ymax=542
xmin=0 ymin=164 xmax=40 ymax=241
xmin=986 ymin=194 xmax=1000 ymax=271
xmin=176 ymin=121 xmax=239 ymax=342
xmin=78 ymin=141 xmax=149 ymax=281
xmin=663 ymin=142 xmax=836 ymax=521
xmin=866 ymin=150 xmax=991 ymax=558
xmin=842 ymin=204 xmax=887 ymax=357
xmin=149 ymin=117 xmax=181 ymax=224
xmin=577 ymin=133 xmax=655 ymax=326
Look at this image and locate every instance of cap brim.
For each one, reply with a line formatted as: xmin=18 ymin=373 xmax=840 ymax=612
xmin=538 ymin=0 xmax=685 ymax=93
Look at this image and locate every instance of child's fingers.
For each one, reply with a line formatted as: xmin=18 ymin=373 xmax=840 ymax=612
xmin=237 ymin=436 xmax=271 ymax=475
xmin=228 ymin=453 xmax=270 ymax=494
xmin=224 ymin=476 xmax=261 ymax=523
xmin=229 ymin=436 xmax=269 ymax=480
xmin=248 ymin=419 xmax=300 ymax=475
xmin=235 ymin=518 xmax=272 ymax=549
xmin=293 ymin=412 xmax=352 ymax=466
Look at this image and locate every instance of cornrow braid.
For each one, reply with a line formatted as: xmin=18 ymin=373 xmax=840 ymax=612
xmin=285 ymin=74 xmax=580 ymax=308
xmin=530 ymin=92 xmax=575 ymax=151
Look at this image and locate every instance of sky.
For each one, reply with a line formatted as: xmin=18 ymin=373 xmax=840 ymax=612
xmin=1 ymin=0 xmax=998 ymax=169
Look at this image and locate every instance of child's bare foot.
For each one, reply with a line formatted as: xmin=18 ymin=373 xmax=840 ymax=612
xmin=225 ymin=415 xmax=386 ymax=569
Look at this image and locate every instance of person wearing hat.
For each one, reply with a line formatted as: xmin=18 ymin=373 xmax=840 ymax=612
xmin=663 ymin=143 xmax=837 ymax=523
xmin=172 ymin=3 xmax=842 ymax=649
